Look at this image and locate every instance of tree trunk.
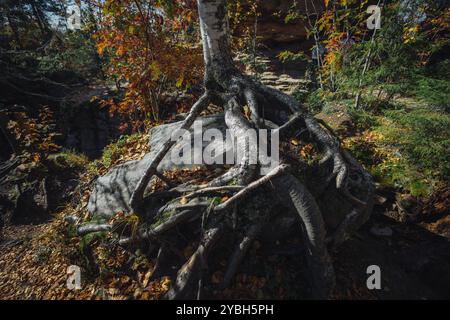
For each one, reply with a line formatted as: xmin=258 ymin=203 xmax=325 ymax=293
xmin=198 ymin=0 xmax=235 ymax=84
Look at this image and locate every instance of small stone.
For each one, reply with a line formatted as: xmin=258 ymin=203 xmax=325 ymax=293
xmin=370 ymin=225 xmax=393 ymax=237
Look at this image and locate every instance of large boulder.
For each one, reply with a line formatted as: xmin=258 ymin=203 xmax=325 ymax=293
xmin=87 ymin=114 xmax=231 ymax=219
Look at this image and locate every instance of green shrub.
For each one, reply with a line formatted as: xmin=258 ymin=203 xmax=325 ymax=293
xmin=380 ymin=108 xmax=450 ymax=178
xmin=367 ymin=107 xmax=450 ymax=196
xmin=306 ymin=90 xmax=325 ymax=114
xmin=347 ymin=101 xmax=449 ymax=196
xmin=37 ymin=33 xmax=100 ymax=79
xmin=415 ymin=76 xmax=450 ymax=112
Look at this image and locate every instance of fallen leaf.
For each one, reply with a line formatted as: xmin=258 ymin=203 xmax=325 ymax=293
xmin=142 ymin=270 xmax=152 ymax=288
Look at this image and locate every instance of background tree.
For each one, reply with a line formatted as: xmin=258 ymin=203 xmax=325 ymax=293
xmin=94 ymin=0 xmax=203 ymax=130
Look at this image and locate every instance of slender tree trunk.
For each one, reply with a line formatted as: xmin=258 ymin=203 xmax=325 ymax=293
xmin=354 ymin=27 xmax=377 ymax=109
xmin=354 ymin=0 xmax=382 ymax=109
xmin=7 ymin=15 xmax=22 ymax=48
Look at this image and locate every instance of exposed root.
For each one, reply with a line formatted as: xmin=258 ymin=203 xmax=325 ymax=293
xmin=119 ymin=209 xmax=202 ymax=245
xmin=165 ymin=226 xmax=223 ymax=299
xmin=155 ymin=172 xmax=175 ymax=188
xmin=243 ymin=87 xmax=262 ymax=127
xmin=272 ymin=173 xmax=335 ymax=299
xmin=275 ymin=112 xmax=305 ymax=138
xmin=221 ymin=222 xmax=264 ymax=289
xmin=208 ymin=166 xmax=242 ymax=187
xmin=214 ymin=164 xmax=289 ymax=212
xmin=184 ymin=185 xmax=244 ymax=198
xmin=207 ymin=95 xmax=259 ymax=187
xmin=77 ymin=224 xmax=111 ymax=236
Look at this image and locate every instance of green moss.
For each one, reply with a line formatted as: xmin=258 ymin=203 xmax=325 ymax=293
xmin=378 ymin=108 xmax=450 ymax=178
xmin=48 ymin=151 xmax=89 ymax=170
xmin=151 ymin=210 xmax=175 ymax=228
xmin=87 ymin=133 xmax=147 ymax=175
xmin=79 ymin=231 xmax=108 ymax=253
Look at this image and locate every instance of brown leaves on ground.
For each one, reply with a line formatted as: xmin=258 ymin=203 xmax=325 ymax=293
xmin=0 ymin=221 xmax=84 ymax=299
xmin=0 ymin=163 xmax=223 ymax=300
xmin=0 ymin=215 xmax=172 ymax=300
xmin=151 ymin=166 xmax=226 ymax=193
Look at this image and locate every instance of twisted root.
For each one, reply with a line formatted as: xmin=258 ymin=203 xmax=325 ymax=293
xmin=81 ymin=74 xmax=373 ymax=299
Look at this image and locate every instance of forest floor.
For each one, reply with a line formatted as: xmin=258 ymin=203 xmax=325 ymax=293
xmin=1 ymin=53 xmax=449 ymax=300
xmin=1 ymin=166 xmax=449 ymax=300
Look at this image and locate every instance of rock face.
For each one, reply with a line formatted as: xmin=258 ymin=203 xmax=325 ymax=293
xmin=88 ymin=114 xmax=230 ymax=219
xmin=64 ymin=85 xmax=122 ymax=159
xmin=241 ymin=0 xmax=325 ymax=45
xmin=65 ymin=104 xmax=121 ymax=159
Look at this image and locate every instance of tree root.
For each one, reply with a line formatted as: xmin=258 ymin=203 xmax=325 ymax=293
xmin=221 ymin=222 xmax=265 ymax=289
xmin=119 ymin=208 xmax=203 ymax=245
xmin=165 ymin=226 xmax=224 ymax=300
xmin=107 ymin=57 xmax=374 ymax=299
xmin=214 ymin=164 xmax=289 ymax=211
xmin=129 ymin=92 xmax=211 ymax=212
xmin=77 ymin=224 xmax=111 ymax=236
xmin=184 ymin=185 xmax=244 ymax=199
xmin=272 ymin=173 xmax=335 ymax=299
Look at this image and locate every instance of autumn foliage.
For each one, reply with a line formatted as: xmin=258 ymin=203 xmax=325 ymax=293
xmin=93 ymin=0 xmax=204 ymax=130
xmin=7 ymin=106 xmax=60 ymax=166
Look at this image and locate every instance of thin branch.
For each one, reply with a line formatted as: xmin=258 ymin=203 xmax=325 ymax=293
xmin=77 ymin=224 xmax=111 ymax=236
xmin=214 ymin=164 xmax=289 ymax=212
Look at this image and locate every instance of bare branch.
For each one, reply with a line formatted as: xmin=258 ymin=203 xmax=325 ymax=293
xmin=77 ymin=224 xmax=111 ymax=236
xmin=214 ymin=164 xmax=289 ymax=212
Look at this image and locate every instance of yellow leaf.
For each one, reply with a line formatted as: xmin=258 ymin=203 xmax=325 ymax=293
xmin=142 ymin=270 xmax=152 ymax=288
xmin=150 ymin=61 xmax=161 ymax=81
xmin=176 ymin=74 xmax=184 ymax=88
xmin=116 ymin=45 xmax=125 ymax=56
xmin=97 ymin=42 xmax=107 ymax=55
xmin=160 ymin=277 xmax=171 ymax=291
